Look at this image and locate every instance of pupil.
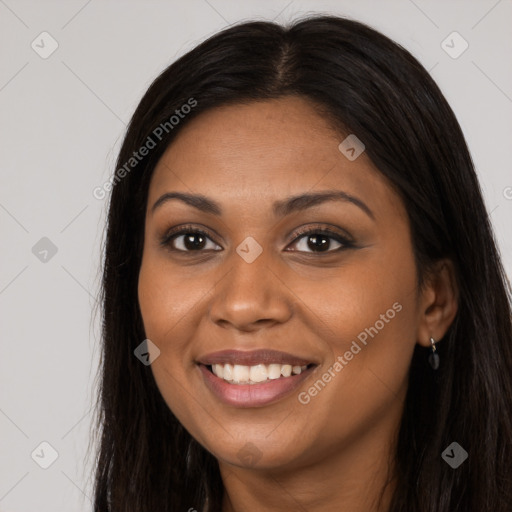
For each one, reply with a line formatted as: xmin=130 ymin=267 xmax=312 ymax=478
xmin=184 ymin=233 xmax=205 ymax=250
xmin=308 ymin=234 xmax=329 ymax=252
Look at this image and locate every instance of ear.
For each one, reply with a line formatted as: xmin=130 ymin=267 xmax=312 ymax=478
xmin=416 ymin=259 xmax=458 ymax=347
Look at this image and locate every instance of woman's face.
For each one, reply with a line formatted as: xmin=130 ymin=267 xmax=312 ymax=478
xmin=138 ymin=96 xmax=423 ymax=472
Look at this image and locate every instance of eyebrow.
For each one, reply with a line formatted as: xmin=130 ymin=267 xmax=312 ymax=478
xmin=151 ymin=190 xmax=375 ymax=220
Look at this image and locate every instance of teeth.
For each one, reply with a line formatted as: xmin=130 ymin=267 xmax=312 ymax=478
xmin=233 ymin=364 xmax=249 ymax=383
xmin=210 ymin=363 xmax=310 ymax=384
xmin=268 ymin=364 xmax=281 ymax=380
xmin=281 ymin=364 xmax=292 ymax=377
xmin=213 ymin=364 xmax=224 ymax=379
xmin=249 ymin=364 xmax=268 ymax=383
xmin=223 ymin=363 xmax=234 ymax=381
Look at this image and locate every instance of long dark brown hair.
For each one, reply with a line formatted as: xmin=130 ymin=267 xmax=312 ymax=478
xmin=91 ymin=15 xmax=512 ymax=511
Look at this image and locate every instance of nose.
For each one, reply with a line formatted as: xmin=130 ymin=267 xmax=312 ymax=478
xmin=208 ymin=249 xmax=293 ymax=332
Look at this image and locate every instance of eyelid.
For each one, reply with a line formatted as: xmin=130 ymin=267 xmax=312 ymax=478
xmin=288 ymin=223 xmax=354 ymax=244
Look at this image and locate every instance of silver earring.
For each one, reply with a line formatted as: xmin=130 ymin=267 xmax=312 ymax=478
xmin=428 ymin=337 xmax=439 ymax=370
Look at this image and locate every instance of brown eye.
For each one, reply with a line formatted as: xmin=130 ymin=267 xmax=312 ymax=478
xmin=161 ymin=227 xmax=222 ymax=252
xmin=295 ymin=233 xmax=341 ymax=252
xmin=287 ymin=227 xmax=353 ymax=254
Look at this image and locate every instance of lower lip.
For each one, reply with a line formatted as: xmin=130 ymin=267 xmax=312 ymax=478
xmin=198 ymin=364 xmax=315 ymax=408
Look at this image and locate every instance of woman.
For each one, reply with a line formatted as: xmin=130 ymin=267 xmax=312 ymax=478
xmin=92 ymin=15 xmax=512 ymax=511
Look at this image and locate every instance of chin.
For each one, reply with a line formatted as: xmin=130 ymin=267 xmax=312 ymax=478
xmin=206 ymin=433 xmax=308 ymax=471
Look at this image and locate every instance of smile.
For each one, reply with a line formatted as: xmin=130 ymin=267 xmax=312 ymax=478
xmin=196 ymin=349 xmax=318 ymax=407
xmin=208 ymin=363 xmax=310 ymax=384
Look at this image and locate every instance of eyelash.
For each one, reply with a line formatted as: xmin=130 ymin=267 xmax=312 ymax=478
xmin=159 ymin=223 xmax=354 ymax=255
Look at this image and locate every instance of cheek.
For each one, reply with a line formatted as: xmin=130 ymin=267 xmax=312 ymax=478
xmin=137 ymin=252 xmax=224 ymax=397
xmin=298 ymin=243 xmax=419 ymax=436
xmin=292 ymin=244 xmax=418 ymax=360
xmin=138 ymin=256 xmax=201 ymax=350
xmin=137 ymin=257 xmax=209 ymax=433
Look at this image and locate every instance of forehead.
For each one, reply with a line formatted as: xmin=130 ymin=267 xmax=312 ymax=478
xmin=148 ymin=96 xmax=404 ymax=221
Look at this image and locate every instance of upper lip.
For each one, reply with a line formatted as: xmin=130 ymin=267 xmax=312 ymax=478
xmin=196 ymin=349 xmax=316 ymax=367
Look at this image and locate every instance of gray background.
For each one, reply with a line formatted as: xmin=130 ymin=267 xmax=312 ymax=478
xmin=1 ymin=1 xmax=511 ymax=510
